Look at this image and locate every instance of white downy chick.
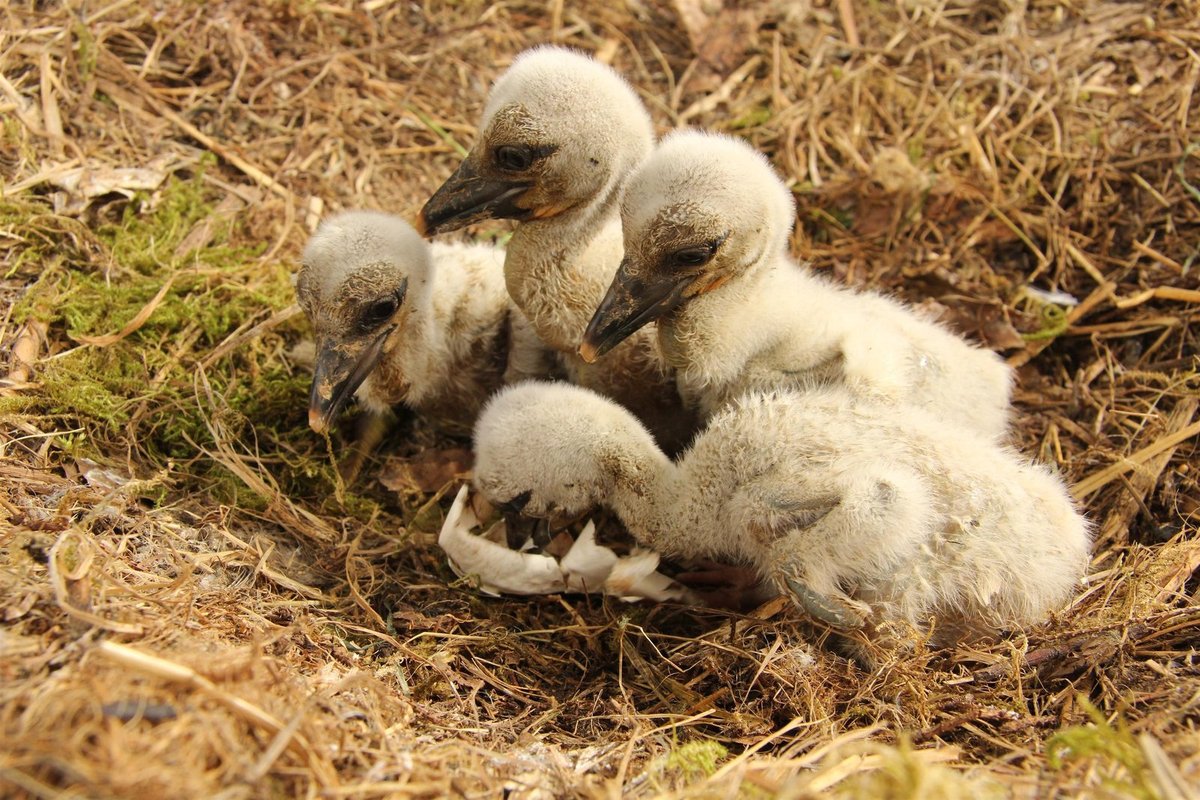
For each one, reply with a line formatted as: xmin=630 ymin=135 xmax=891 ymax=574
xmin=472 ymin=382 xmax=1091 ymax=646
xmin=297 ymin=210 xmax=548 ymax=435
xmin=580 ymin=130 xmax=1014 ymax=439
xmin=418 ymin=46 xmax=698 ymax=454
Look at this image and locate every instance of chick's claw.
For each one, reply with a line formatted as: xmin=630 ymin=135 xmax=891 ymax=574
xmin=780 ymin=573 xmax=870 ymax=629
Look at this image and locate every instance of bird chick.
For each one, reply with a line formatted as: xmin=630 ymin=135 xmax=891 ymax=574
xmin=581 ymin=130 xmax=1014 ymax=439
xmin=473 ymin=381 xmax=1091 ymax=647
xmin=297 ymin=210 xmax=548 ymax=435
xmin=418 ymin=46 xmax=697 ymax=454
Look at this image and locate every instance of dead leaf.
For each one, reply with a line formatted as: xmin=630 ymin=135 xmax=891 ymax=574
xmin=544 ymin=530 xmax=575 ymax=559
xmin=175 ymin=192 xmax=250 ymax=257
xmin=913 ymin=297 xmax=1026 ymax=351
xmin=80 ymin=461 xmax=132 ymax=490
xmin=4 ymin=592 xmax=39 ymax=622
xmin=848 ymin=195 xmax=900 ymax=238
xmin=379 ymin=448 xmax=474 ymax=494
xmin=49 ymin=154 xmax=178 ymax=215
xmin=672 ymin=0 xmax=713 ymax=54
xmin=672 ymin=0 xmax=764 ymax=81
xmin=2 ymin=319 xmax=47 ymax=387
xmin=980 ymin=315 xmax=1028 ymax=351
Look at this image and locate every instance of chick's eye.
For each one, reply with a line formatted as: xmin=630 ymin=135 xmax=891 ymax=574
xmin=361 ymin=296 xmax=398 ymax=330
xmin=672 ymin=247 xmax=714 ymax=268
xmin=670 ymin=235 xmax=726 ymax=270
xmin=359 ymin=281 xmax=408 ymax=331
xmin=495 ymin=145 xmax=533 ymax=172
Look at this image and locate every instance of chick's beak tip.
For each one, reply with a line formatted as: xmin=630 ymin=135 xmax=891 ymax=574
xmin=577 ymin=340 xmax=600 ymax=364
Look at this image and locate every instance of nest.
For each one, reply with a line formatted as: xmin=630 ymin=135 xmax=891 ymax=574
xmin=1 ymin=0 xmax=1197 ymax=796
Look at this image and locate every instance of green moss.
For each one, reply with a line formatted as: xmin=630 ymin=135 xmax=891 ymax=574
xmin=1047 ymin=698 xmax=1156 ymax=800
xmin=641 ymin=736 xmax=729 ymax=793
xmin=810 ymin=206 xmax=853 ymax=231
xmin=662 ymin=739 xmax=728 ymax=782
xmin=906 ymin=137 xmax=925 ymax=162
xmin=730 ymin=106 xmax=772 ymax=130
xmin=101 ymin=180 xmax=241 ymax=276
xmin=1177 ymin=141 xmax=1200 ymax=205
xmin=1021 ymin=302 xmax=1069 ymax=342
xmin=6 ymin=166 xmax=371 ymax=519
xmin=1 ymin=121 xmax=38 ymax=195
xmin=0 ymin=395 xmax=38 ymax=415
xmin=40 ymin=348 xmax=136 ymax=426
xmin=72 ymin=19 xmax=97 ymax=81
xmin=835 ymin=740 xmax=1005 ymax=800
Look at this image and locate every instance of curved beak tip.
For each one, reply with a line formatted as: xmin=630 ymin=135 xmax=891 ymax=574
xmin=577 ymin=340 xmax=600 ymax=364
xmin=308 ymin=407 xmax=329 ymax=434
xmin=412 ymin=211 xmax=428 ymax=238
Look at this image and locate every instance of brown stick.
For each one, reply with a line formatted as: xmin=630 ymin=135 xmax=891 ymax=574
xmin=837 ymin=0 xmax=861 ymax=48
xmin=1095 ymin=398 xmax=1199 ymax=543
xmin=1073 ymin=410 xmax=1200 ymax=500
xmin=96 ymin=48 xmax=294 ymax=203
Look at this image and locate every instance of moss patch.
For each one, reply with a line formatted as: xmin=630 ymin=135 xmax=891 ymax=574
xmin=4 ymin=169 xmax=365 ymax=514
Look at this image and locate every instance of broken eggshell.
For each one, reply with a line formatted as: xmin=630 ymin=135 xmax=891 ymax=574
xmin=437 ymin=485 xmax=698 ymax=604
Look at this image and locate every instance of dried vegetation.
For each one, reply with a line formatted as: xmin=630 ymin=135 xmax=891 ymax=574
xmin=1 ymin=0 xmax=1198 ymax=797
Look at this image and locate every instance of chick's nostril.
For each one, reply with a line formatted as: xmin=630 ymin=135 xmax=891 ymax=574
xmin=499 ymin=489 xmax=532 ymax=514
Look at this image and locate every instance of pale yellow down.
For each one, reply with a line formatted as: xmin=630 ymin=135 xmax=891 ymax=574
xmin=297 ymin=210 xmax=549 ymax=433
xmin=620 ymin=130 xmax=1015 ymax=440
xmin=473 ymin=381 xmax=1091 ymax=647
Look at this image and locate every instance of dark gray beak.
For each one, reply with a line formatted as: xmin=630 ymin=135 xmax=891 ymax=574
xmin=418 ymin=157 xmax=532 ymax=236
xmin=307 ymin=326 xmax=394 ymax=433
xmin=579 ymin=259 xmax=690 ymax=363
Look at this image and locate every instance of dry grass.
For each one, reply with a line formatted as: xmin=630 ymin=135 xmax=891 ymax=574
xmin=2 ymin=0 xmax=1199 ymax=797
